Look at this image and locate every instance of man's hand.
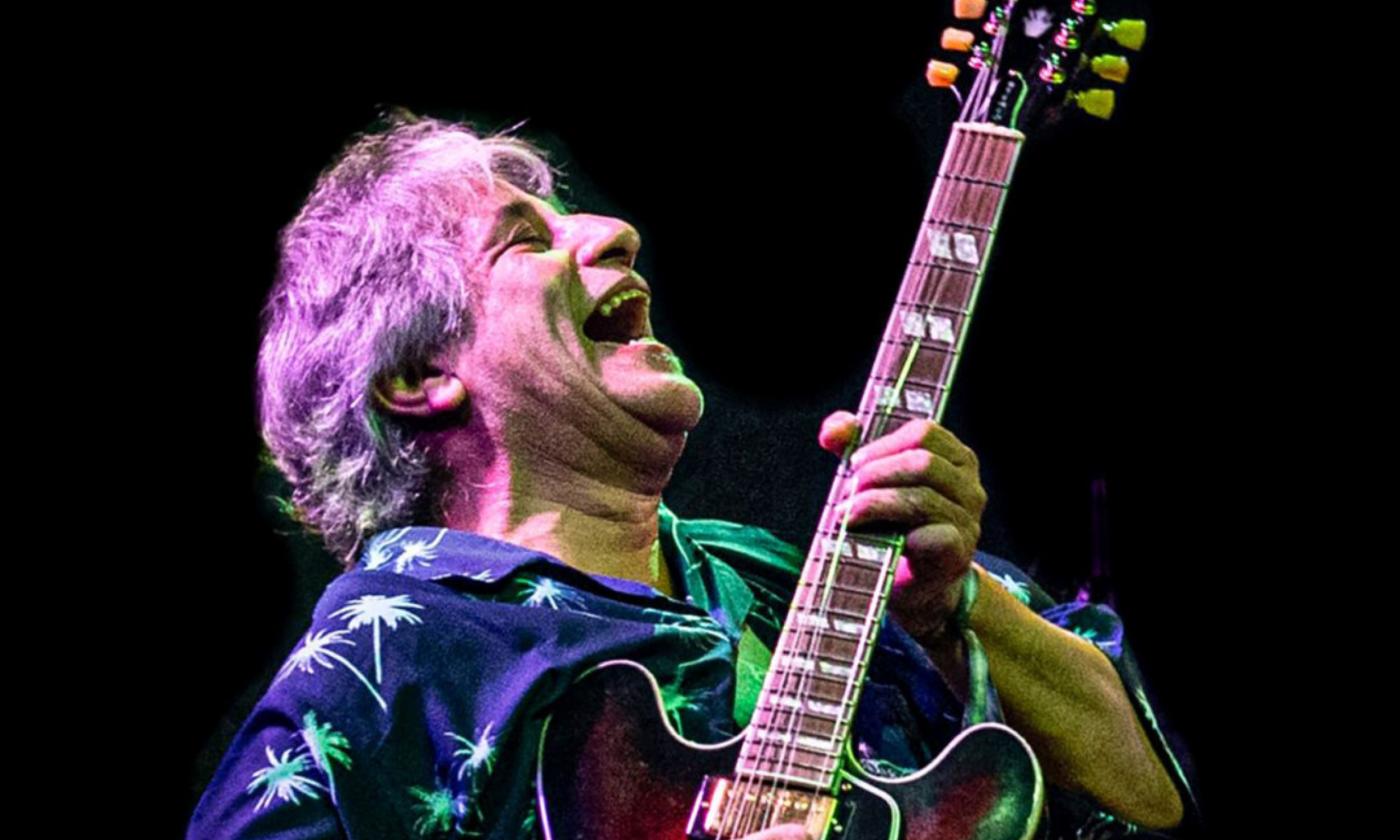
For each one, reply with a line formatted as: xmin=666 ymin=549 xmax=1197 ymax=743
xmin=818 ymin=411 xmax=988 ymax=642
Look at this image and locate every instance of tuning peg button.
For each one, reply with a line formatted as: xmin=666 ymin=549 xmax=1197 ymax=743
xmin=926 ymin=60 xmax=960 ymax=88
xmin=1090 ymin=54 xmax=1129 ymax=83
xmin=941 ymin=28 xmax=975 ymax=52
xmin=953 ymin=0 xmax=986 ymax=19
xmin=1102 ymin=19 xmax=1147 ymax=51
xmin=1070 ymin=88 xmax=1115 ymax=119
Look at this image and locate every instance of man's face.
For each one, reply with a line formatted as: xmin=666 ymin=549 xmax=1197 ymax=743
xmin=447 ymin=181 xmax=704 ymax=460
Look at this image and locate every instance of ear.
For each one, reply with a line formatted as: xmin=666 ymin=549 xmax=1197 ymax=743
xmin=372 ymin=363 xmax=469 ymax=419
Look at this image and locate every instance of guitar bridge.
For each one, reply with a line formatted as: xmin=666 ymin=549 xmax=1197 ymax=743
xmin=687 ymin=775 xmax=838 ymax=839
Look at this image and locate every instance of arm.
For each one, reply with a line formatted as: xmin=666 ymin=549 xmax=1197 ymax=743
xmin=818 ymin=412 xmax=1185 ymax=831
xmin=922 ymin=563 xmax=1184 ymax=829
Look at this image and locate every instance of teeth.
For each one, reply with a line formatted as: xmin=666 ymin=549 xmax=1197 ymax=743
xmin=597 ymin=288 xmax=647 ymax=317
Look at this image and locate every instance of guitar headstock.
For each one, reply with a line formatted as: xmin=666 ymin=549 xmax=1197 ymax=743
xmin=926 ymin=0 xmax=1147 ymax=132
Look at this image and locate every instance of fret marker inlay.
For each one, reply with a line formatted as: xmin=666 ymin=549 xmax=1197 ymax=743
xmin=927 ymin=314 xmax=956 ymax=343
xmin=904 ymin=389 xmax=935 ymax=415
xmin=953 ymin=232 xmax=980 ymax=264
xmin=927 ymin=229 xmax=953 ymax=259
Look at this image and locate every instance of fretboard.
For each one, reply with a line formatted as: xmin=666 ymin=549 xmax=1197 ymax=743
xmin=735 ymin=122 xmax=1025 ymax=793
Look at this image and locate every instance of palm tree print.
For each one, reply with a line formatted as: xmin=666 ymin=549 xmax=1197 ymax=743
xmin=990 ymin=572 xmax=1031 ymax=605
xmin=408 ymin=783 xmax=473 ymax=837
xmin=642 ymin=609 xmax=729 ymax=649
xmin=514 ymin=578 xmax=582 ymax=611
xmin=661 ymin=682 xmax=704 ymax=737
xmin=278 ymin=629 xmax=388 ymax=712
xmin=448 ymin=721 xmax=497 ymax=782
xmin=389 ymin=529 xmax=448 ymax=574
xmin=330 ymin=594 xmax=425 ymax=683
xmin=247 ymin=745 xmax=327 ymax=811
xmin=297 ymin=711 xmax=352 ymax=806
xmin=364 ymin=528 xmax=411 ymax=571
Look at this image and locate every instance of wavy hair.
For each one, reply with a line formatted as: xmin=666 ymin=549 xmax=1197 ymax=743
xmin=257 ymin=111 xmax=554 ymax=566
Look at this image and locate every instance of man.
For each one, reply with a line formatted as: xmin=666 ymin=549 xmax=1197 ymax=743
xmin=189 ymin=113 xmax=1191 ymax=838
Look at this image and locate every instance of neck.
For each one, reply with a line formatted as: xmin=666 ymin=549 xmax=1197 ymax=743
xmin=436 ymin=419 xmax=679 ymax=596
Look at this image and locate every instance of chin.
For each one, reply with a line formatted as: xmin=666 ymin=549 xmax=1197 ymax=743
xmin=612 ymin=373 xmax=705 ymax=437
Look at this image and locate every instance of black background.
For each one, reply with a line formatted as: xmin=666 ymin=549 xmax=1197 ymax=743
xmin=115 ymin=4 xmax=1284 ymax=835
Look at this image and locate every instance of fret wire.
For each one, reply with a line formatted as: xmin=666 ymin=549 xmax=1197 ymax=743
xmin=763 ymin=667 xmax=859 ymax=688
xmin=921 ymin=218 xmax=996 ymax=235
xmin=752 ymin=699 xmax=850 ymax=720
xmin=862 ymin=373 xmax=950 ymax=391
xmin=740 ymin=732 xmax=846 ymax=757
xmin=886 ymin=298 xmax=971 ymax=318
xmin=906 ymin=259 xmax=978 ymax=275
xmin=878 ymin=336 xmax=959 ymax=352
xmin=738 ymin=752 xmax=839 ymax=773
xmin=730 ymin=770 xmax=831 ymax=791
xmin=747 ymin=714 xmax=848 ymax=745
xmin=774 ymin=623 xmax=868 ymax=651
xmin=795 ymin=567 xmax=881 ymax=592
xmin=788 ymin=600 xmax=883 ymax=625
xmin=934 ymin=172 xmax=1011 ymax=188
xmin=738 ymin=758 xmax=837 ymax=776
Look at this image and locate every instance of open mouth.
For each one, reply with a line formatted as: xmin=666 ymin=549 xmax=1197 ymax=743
xmin=583 ymin=286 xmax=652 ymax=345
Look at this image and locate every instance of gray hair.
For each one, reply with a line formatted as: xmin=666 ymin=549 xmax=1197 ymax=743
xmin=257 ymin=111 xmax=555 ymax=566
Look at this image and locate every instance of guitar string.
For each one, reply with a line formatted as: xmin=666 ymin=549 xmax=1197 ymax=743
xmin=750 ymin=488 xmax=878 ymax=837
xmin=725 ymin=124 xmax=978 ymax=840
xmin=729 ymin=147 xmax=964 ymax=837
xmin=721 ymin=88 xmax=1016 ymax=840
xmin=720 ymin=319 xmax=893 ymax=838
xmin=729 ymin=299 xmax=914 ymax=838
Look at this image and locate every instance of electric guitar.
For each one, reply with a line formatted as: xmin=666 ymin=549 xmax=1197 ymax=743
xmin=538 ymin=2 xmax=1147 ymax=837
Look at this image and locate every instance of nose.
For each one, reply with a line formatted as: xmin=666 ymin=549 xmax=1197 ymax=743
xmin=558 ymin=213 xmax=640 ymax=270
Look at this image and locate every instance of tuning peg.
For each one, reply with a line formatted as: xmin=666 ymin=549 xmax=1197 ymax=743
xmin=1090 ymin=54 xmax=1130 ymax=83
xmin=1054 ymin=18 xmax=1082 ymax=49
xmin=1071 ymin=0 xmax=1097 ymax=13
xmin=1039 ymin=53 xmax=1067 ymax=84
xmin=1070 ymin=88 xmax=1115 ymax=119
xmin=953 ymin=0 xmax=986 ymax=19
xmin=968 ymin=42 xmax=992 ymax=70
xmin=926 ymin=60 xmax=961 ymax=88
xmin=983 ymin=3 xmax=1008 ymax=35
xmin=941 ymin=28 xmax=976 ymax=52
xmin=1101 ymin=19 xmax=1146 ymax=51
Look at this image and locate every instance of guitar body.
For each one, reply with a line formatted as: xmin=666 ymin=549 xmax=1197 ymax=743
xmin=537 ymin=661 xmax=1042 ymax=840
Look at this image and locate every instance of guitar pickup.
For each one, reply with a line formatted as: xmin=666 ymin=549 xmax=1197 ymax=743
xmin=687 ymin=775 xmax=837 ymax=839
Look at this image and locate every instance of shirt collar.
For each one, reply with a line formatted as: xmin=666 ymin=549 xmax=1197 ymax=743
xmin=353 ymin=502 xmax=714 ymax=609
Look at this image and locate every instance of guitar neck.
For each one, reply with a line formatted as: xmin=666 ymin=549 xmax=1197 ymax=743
xmin=737 ymin=122 xmax=1025 ymax=792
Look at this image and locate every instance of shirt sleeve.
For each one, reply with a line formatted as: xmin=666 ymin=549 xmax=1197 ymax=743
xmin=186 ymin=699 xmax=349 ymax=839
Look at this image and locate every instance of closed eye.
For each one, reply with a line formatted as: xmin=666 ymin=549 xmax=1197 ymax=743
xmin=509 ymin=225 xmax=552 ymax=250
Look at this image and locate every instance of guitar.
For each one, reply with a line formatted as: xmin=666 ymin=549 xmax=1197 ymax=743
xmin=538 ymin=3 xmax=1147 ymax=837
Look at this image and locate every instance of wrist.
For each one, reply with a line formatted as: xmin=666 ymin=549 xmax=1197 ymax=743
xmin=895 ymin=563 xmax=980 ymax=651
